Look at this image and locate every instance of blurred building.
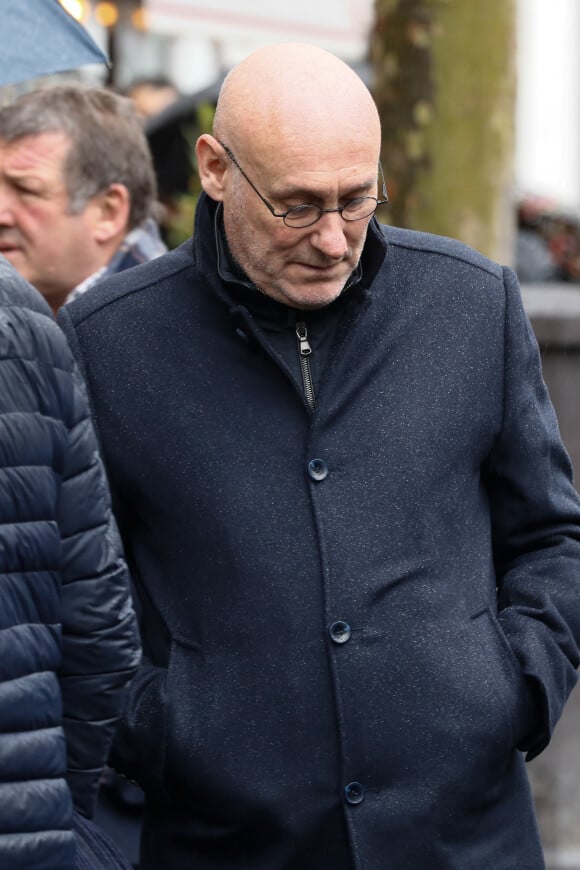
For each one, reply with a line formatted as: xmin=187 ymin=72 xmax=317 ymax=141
xmin=58 ymin=0 xmax=372 ymax=92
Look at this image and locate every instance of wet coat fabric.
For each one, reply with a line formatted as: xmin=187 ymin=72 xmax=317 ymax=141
xmin=0 ymin=258 xmax=140 ymax=870
xmin=59 ymin=194 xmax=580 ymax=870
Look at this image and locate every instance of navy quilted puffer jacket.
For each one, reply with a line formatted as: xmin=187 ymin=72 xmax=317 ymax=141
xmin=0 ymin=257 xmax=140 ymax=870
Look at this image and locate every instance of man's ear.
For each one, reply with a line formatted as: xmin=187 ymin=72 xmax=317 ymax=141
xmin=92 ymin=183 xmax=131 ymax=243
xmin=196 ymin=134 xmax=228 ymax=201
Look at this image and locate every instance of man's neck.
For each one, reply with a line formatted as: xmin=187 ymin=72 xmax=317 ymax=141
xmin=45 ymin=287 xmax=71 ymax=318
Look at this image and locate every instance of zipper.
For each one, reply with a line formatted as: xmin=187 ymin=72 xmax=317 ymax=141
xmin=296 ymin=321 xmax=316 ymax=409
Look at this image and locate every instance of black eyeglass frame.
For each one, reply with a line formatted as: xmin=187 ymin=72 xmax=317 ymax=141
xmin=218 ymin=141 xmax=388 ymax=228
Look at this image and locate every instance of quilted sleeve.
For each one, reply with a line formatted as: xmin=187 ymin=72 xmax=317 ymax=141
xmin=57 ymin=363 xmax=140 ymax=818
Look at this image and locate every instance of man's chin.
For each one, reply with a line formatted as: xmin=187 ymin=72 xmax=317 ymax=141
xmin=267 ymin=279 xmax=347 ymax=310
xmin=0 ymin=249 xmax=20 ymax=266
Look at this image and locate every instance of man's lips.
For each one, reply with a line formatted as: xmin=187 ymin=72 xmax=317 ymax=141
xmin=297 ymin=261 xmax=344 ymax=272
xmin=0 ymin=242 xmax=21 ymax=255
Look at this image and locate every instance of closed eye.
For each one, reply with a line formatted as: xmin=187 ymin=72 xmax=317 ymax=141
xmin=342 ymin=195 xmax=374 ymax=209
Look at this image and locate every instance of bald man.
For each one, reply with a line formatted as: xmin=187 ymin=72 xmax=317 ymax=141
xmin=59 ymin=44 xmax=580 ymax=870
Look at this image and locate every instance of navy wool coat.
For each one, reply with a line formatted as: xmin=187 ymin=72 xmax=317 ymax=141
xmin=0 ymin=258 xmax=140 ymax=870
xmin=59 ymin=195 xmax=580 ymax=870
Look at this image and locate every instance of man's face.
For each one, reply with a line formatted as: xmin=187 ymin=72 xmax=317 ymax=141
xmin=0 ymin=131 xmax=102 ymax=306
xmin=222 ymin=146 xmax=378 ymax=310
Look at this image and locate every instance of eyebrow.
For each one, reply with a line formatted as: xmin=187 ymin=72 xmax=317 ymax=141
xmin=271 ymin=176 xmax=376 ymax=204
xmin=3 ymin=168 xmax=45 ymax=187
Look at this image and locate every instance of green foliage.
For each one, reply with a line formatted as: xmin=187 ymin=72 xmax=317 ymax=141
xmin=163 ymin=102 xmax=216 ymax=249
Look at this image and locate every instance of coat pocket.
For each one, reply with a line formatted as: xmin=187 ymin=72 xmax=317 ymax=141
xmin=469 ymin=605 xmax=532 ymax=749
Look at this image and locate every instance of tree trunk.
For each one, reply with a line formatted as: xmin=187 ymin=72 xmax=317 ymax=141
xmin=370 ymin=0 xmax=516 ymax=263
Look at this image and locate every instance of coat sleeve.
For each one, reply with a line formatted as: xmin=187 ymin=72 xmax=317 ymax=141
xmin=488 ymin=266 xmax=580 ymax=761
xmin=57 ymin=362 xmax=141 ymax=818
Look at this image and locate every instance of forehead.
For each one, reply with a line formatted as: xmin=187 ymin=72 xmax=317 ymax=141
xmin=0 ymin=130 xmax=70 ymax=177
xmin=247 ymin=120 xmax=379 ymax=179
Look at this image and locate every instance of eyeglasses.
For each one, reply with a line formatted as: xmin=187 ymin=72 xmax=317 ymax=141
xmin=218 ymin=141 xmax=388 ymax=229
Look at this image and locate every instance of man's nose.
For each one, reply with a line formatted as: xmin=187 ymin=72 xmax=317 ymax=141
xmin=0 ymin=188 xmax=15 ymax=225
xmin=309 ymin=211 xmax=349 ymax=259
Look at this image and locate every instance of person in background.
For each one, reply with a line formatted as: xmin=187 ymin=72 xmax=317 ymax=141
xmin=0 ymin=255 xmax=140 ymax=869
xmin=125 ymin=75 xmax=180 ymax=121
xmin=515 ymin=195 xmax=559 ymax=283
xmin=0 ymin=84 xmax=166 ymax=315
xmin=60 ymin=43 xmax=580 ymax=870
xmin=0 ymin=84 xmax=154 ymax=851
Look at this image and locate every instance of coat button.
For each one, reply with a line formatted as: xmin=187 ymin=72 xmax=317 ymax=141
xmin=344 ymin=781 xmax=365 ymax=805
xmin=329 ymin=620 xmax=351 ymax=644
xmin=307 ymin=458 xmax=328 ymax=481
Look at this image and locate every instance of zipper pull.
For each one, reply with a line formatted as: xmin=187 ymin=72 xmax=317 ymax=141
xmin=295 ymin=320 xmax=316 ymax=410
xmin=296 ymin=321 xmax=312 ymax=355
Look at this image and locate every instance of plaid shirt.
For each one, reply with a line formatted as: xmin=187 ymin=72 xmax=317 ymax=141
xmin=66 ymin=218 xmax=167 ymax=305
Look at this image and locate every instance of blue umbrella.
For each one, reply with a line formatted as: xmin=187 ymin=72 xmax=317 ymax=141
xmin=1 ymin=0 xmax=108 ymax=86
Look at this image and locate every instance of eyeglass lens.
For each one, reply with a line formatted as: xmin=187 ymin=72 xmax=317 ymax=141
xmin=283 ymin=198 xmax=381 ymax=228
